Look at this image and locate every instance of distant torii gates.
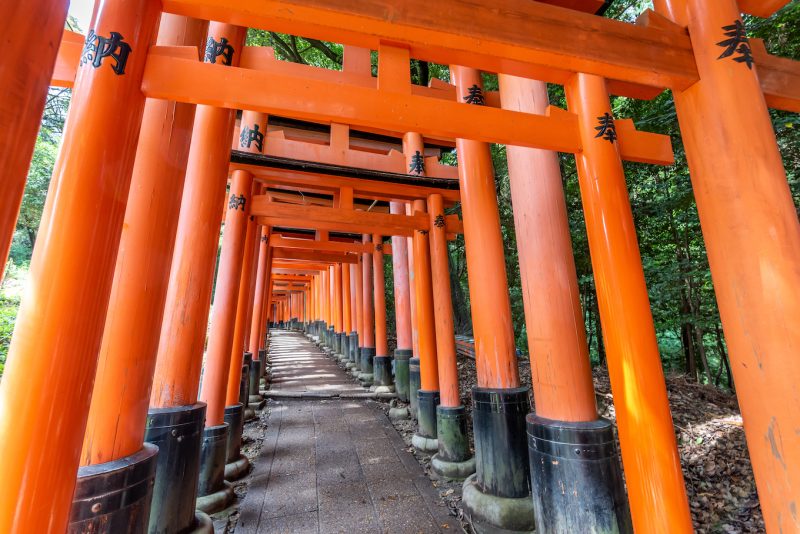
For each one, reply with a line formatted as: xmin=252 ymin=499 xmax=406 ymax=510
xmin=0 ymin=0 xmax=798 ymax=533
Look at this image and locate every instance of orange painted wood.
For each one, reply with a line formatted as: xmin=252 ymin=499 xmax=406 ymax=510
xmin=451 ymin=66 xmax=520 ymax=389
xmin=272 ymin=248 xmax=359 ymax=264
xmin=566 ymin=72 xmax=692 ymax=533
xmin=659 ymin=1 xmax=800 ymax=529
xmin=161 ymin=0 xmax=698 ymax=90
xmin=151 ymin=23 xmax=247 ymax=411
xmin=372 ymin=235 xmax=389 ymax=357
xmin=51 ymin=30 xmax=83 ymax=88
xmin=499 ymin=74 xmax=597 ymax=423
xmin=390 ymin=202 xmax=413 ymax=351
xmin=361 ymin=236 xmax=375 ymax=348
xmin=411 ymin=200 xmax=439 ymax=392
xmin=406 ymin=202 xmax=420 ymax=360
xmin=141 ymin=49 xmax=581 ymax=153
xmin=427 ymin=195 xmax=458 ymax=406
xmin=342 ymin=258 xmax=352 ymax=333
xmin=1 ymin=0 xmax=66 ymax=277
xmin=270 ymin=235 xmax=389 ymax=255
xmin=81 ymin=15 xmax=208 ymax=467
xmin=230 ymin=182 xmax=260 ymax=370
xmin=0 ymin=0 xmax=160 ymax=531
xmin=738 ymin=0 xmax=791 ymax=18
xmin=334 ymin=263 xmax=343 ymax=333
xmin=249 ymin=227 xmax=271 ymax=355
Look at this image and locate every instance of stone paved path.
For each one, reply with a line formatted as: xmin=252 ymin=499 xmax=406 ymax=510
xmin=236 ymin=330 xmax=461 ymax=534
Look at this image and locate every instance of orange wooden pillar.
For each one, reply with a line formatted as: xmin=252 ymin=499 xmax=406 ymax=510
xmin=427 ymin=193 xmax=475 ymax=479
xmin=0 ymin=0 xmax=160 ymax=531
xmin=390 ymin=201 xmax=413 ymax=402
xmin=357 ymin=234 xmax=376 ymax=380
xmin=0 ymin=0 xmax=67 ymax=277
xmin=149 ymin=21 xmax=246 ymax=514
xmin=76 ymin=14 xmax=209 ymax=534
xmin=333 ymin=262 xmax=344 ymax=355
xmin=499 ymin=74 xmax=630 ymax=532
xmin=565 ymin=72 xmax=691 ymax=533
xmin=372 ymin=234 xmax=393 ymax=390
xmin=249 ymin=226 xmax=271 ymax=359
xmin=337 ymin=257 xmax=353 ymax=362
xmin=450 ymin=65 xmax=534 ymax=533
xmin=411 ymin=199 xmax=440 ymax=453
xmin=656 ymin=2 xmax=800 ymax=530
xmin=403 ymin=135 xmax=423 ymax=417
xmin=258 ymin=246 xmax=274 ymax=361
xmin=327 ymin=264 xmax=336 ymax=345
xmin=347 ymin=262 xmax=360 ymax=367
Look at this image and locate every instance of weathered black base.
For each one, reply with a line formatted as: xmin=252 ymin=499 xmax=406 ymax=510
xmin=408 ymin=357 xmax=421 ymax=419
xmin=373 ymin=355 xmax=393 ymax=387
xmin=69 ymin=444 xmax=159 ymax=534
xmin=527 ymin=414 xmax=632 ymax=534
xmin=394 ymin=349 xmax=412 ymax=402
xmin=413 ymin=389 xmax=440 ymax=453
xmin=197 ymin=423 xmax=232 ymax=514
xmin=224 ymin=404 xmax=244 ymax=464
xmin=238 ymin=361 xmax=250 ymax=406
xmin=462 ymin=473 xmax=535 ymax=534
xmin=432 ymin=405 xmax=476 ymax=480
xmin=349 ymin=332 xmax=358 ymax=362
xmin=144 ymin=403 xmax=206 ymax=534
xmin=473 ymin=387 xmax=531 ymax=499
xmin=249 ymin=359 xmax=262 ymax=399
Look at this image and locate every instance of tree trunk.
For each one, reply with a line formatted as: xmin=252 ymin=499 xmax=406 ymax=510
xmin=694 ymin=327 xmax=714 ymax=384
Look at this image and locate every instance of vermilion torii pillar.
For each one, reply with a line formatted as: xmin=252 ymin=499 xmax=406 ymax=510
xmin=337 ymin=257 xmax=353 ymax=364
xmin=249 ymin=226 xmax=271 ymax=363
xmin=0 ymin=0 xmax=160 ymax=530
xmin=427 ymin=193 xmax=475 ymax=480
xmin=390 ymin=201 xmax=413 ymax=403
xmin=411 ymin=199 xmax=441 ymax=454
xmin=357 ymin=235 xmax=376 ymax=383
xmin=334 ymin=262 xmax=344 ymax=355
xmin=451 ymin=66 xmax=535 ymax=534
xmin=0 ymin=0 xmax=67 ymax=276
xmin=372 ymin=234 xmax=394 ymax=392
xmin=79 ymin=15 xmax=210 ymax=534
xmin=347 ymin=262 xmax=361 ymax=368
xmin=655 ymin=1 xmax=800 ymax=530
xmin=150 ymin=21 xmax=247 ymax=515
xmin=499 ymin=74 xmax=630 ymax=532
xmin=565 ymin=72 xmax=692 ymax=533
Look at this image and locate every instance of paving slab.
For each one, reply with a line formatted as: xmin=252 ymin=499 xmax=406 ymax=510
xmin=236 ymin=329 xmax=462 ymax=533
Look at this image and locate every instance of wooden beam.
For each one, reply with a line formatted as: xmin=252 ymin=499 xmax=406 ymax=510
xmin=273 ymin=261 xmax=333 ymax=271
xmin=162 ymin=0 xmax=697 ymax=90
xmin=253 ymin=196 xmax=463 ymax=236
xmin=272 ymin=248 xmax=359 ymax=264
xmin=270 ymin=235 xmax=392 ymax=255
xmin=272 ymin=274 xmax=314 ymax=282
xmin=142 ymin=47 xmax=581 ymax=153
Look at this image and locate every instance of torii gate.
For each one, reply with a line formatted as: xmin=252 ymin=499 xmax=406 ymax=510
xmin=0 ymin=0 xmax=799 ymax=533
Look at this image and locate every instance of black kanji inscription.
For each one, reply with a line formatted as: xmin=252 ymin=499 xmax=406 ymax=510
xmin=463 ymin=84 xmax=485 ymax=105
xmin=433 ymin=214 xmax=445 ymax=228
xmin=80 ymin=30 xmax=131 ymax=75
xmin=717 ymin=20 xmax=754 ymax=69
xmin=240 ymin=124 xmax=264 ymax=152
xmin=594 ymin=113 xmax=617 ymax=144
xmin=408 ymin=151 xmax=425 ymax=175
xmin=205 ymin=36 xmax=234 ymax=65
xmin=228 ymin=193 xmax=246 ymax=211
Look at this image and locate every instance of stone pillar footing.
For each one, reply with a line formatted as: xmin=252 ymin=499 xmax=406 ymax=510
xmin=462 ymin=473 xmax=535 ymax=534
xmin=413 ymin=390 xmax=440 ymax=454
xmin=394 ymin=349 xmax=412 ymax=402
xmin=197 ymin=423 xmax=233 ymax=514
xmin=68 ymin=444 xmax=159 ymax=534
xmin=408 ymin=357 xmax=421 ymax=419
xmin=527 ymin=414 xmax=632 ymax=534
xmin=144 ymin=402 xmax=207 ymax=533
xmin=432 ymin=404 xmax=475 ymax=481
xmin=373 ymin=355 xmax=393 ymax=387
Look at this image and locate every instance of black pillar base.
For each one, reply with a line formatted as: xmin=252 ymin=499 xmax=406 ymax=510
xmin=357 ymin=347 xmax=376 ymax=385
xmin=394 ymin=349 xmax=412 ymax=402
xmin=239 ymin=357 xmax=251 ymax=406
xmin=527 ymin=415 xmax=632 ymax=534
xmin=144 ymin=403 xmax=206 ymax=534
xmin=412 ymin=390 xmax=440 ymax=453
xmin=224 ymin=404 xmax=244 ymax=464
xmin=373 ymin=355 xmax=393 ymax=387
xmin=432 ymin=405 xmax=476 ymax=481
xmin=249 ymin=359 xmax=262 ymax=399
xmin=408 ymin=357 xmax=421 ymax=419
xmin=197 ymin=423 xmax=233 ymax=514
xmin=69 ymin=444 xmax=159 ymax=534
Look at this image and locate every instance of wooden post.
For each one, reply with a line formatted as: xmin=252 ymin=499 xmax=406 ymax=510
xmin=565 ymin=72 xmax=692 ymax=533
xmin=450 ymin=65 xmax=534 ymax=533
xmin=656 ymin=1 xmax=800 ymax=530
xmin=0 ymin=0 xmax=68 ymax=275
xmin=390 ymin=201 xmax=413 ymax=402
xmin=0 ymin=0 xmax=160 ymax=530
xmin=372 ymin=234 xmax=392 ymax=389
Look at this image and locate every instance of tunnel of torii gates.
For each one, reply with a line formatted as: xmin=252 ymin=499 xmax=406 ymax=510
xmin=1 ymin=0 xmax=799 ymax=532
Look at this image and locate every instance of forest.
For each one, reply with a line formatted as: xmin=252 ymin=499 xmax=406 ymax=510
xmin=1 ymin=1 xmax=798 ymax=387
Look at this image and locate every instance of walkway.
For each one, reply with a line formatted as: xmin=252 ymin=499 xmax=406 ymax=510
xmin=236 ymin=330 xmax=461 ymax=534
